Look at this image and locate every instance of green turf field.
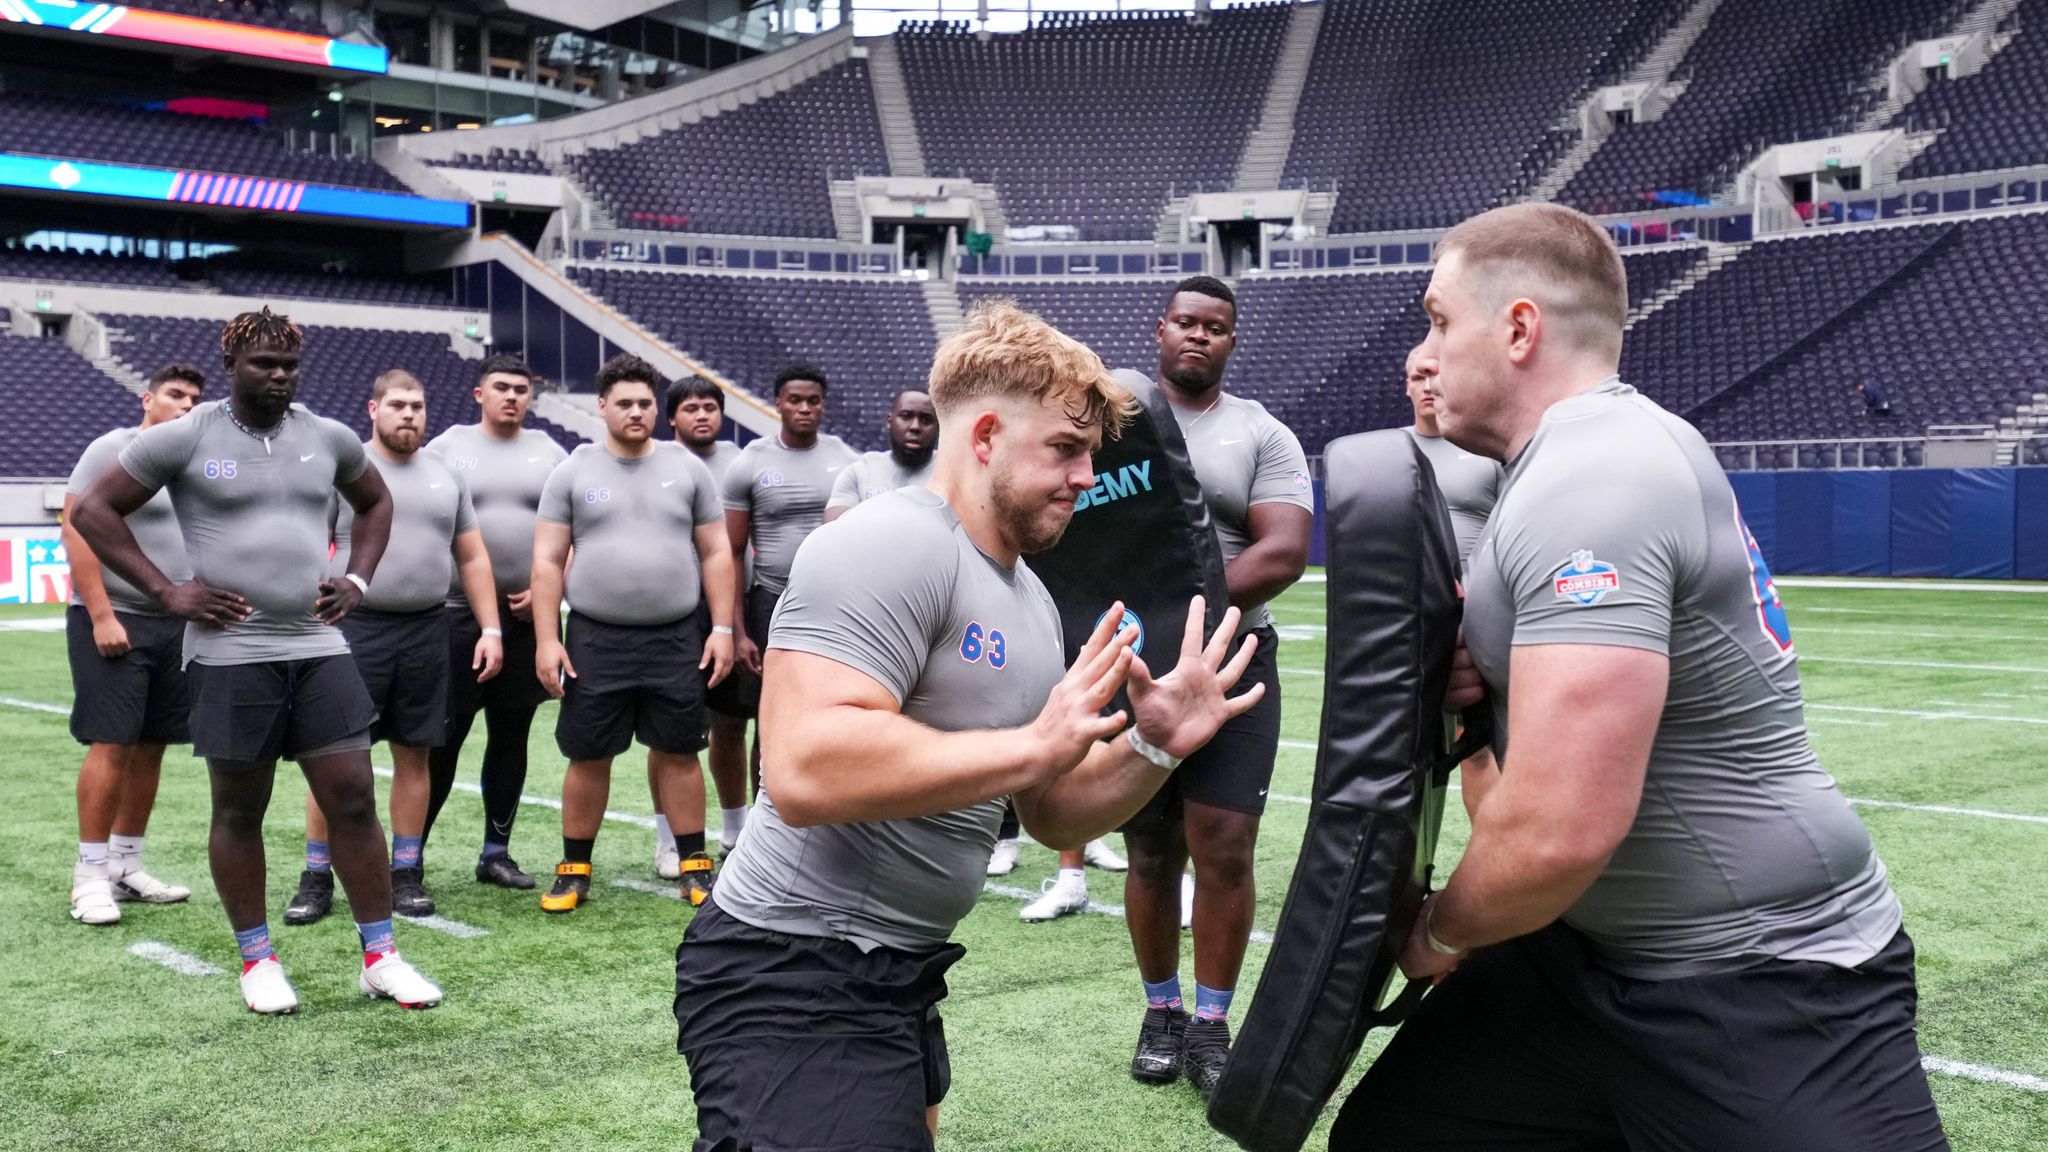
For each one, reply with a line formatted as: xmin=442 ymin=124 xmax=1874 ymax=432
xmin=3 ymin=578 xmax=2046 ymax=1151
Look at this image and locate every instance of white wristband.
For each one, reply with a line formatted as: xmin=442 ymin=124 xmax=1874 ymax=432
xmin=481 ymin=627 xmax=503 ymax=637
xmin=1126 ymin=728 xmax=1182 ymax=771
xmin=344 ymin=573 xmax=369 ymax=596
xmin=1423 ymin=899 xmax=1463 ymax=955
xmin=711 ymin=625 xmax=734 ymax=635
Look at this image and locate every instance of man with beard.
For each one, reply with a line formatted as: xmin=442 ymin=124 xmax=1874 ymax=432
xmin=1118 ymin=276 xmax=1312 ymax=1099
xmin=822 ymin=389 xmax=937 ymax=522
xmin=287 ymin=370 xmax=503 ymax=924
xmin=532 ymin=355 xmax=737 ymax=911
xmin=72 ymin=309 xmax=442 ymax=1014
xmin=425 ymin=355 xmax=568 ymax=890
xmin=668 ymin=375 xmax=751 ymax=858
xmin=677 ymin=298 xmax=1264 ymax=1151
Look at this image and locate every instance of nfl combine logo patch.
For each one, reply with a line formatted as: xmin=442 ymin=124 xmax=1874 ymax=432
xmin=1553 ymin=550 xmax=1621 ymax=606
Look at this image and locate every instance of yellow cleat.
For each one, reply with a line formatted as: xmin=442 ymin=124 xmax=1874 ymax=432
xmin=540 ymin=861 xmax=592 ymax=914
xmin=679 ymin=852 xmax=717 ymax=908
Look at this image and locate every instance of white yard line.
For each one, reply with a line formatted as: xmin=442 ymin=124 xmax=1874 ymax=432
xmin=981 ymin=882 xmax=1275 ymax=944
xmin=1797 ymin=626 xmax=2048 ymax=643
xmin=0 ymin=693 xmax=69 ymax=715
xmin=1850 ymin=800 xmax=2048 ymax=827
xmin=1808 ymin=703 xmax=2048 ymax=727
xmin=1800 ymin=656 xmax=2048 ymax=675
xmin=0 ymin=617 xmax=68 ymax=632
xmin=611 ymin=877 xmax=681 ymax=900
xmin=127 ymin=941 xmax=224 ymax=977
xmin=1923 ymin=1056 xmax=2048 ymax=1093
xmin=398 ymin=914 xmax=489 ymax=939
xmin=1775 ymin=578 xmax=2048 ymax=594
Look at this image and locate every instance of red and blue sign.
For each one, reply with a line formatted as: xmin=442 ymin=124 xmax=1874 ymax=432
xmin=1552 ymin=549 xmax=1621 ymax=606
xmin=1736 ymin=509 xmax=1794 ymax=654
xmin=0 ymin=0 xmax=387 ymax=73
xmin=0 ymin=152 xmax=471 ymax=229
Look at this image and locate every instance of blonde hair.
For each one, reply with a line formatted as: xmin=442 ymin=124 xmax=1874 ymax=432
xmin=1436 ymin=203 xmax=1628 ymax=359
xmin=929 ymin=298 xmax=1138 ymax=436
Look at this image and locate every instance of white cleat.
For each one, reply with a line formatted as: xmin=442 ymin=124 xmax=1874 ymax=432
xmin=240 ymin=957 xmax=300 ymax=1015
xmin=1020 ymin=874 xmax=1090 ymax=923
xmin=1082 ymin=838 xmax=1128 ymax=872
xmin=361 ymin=951 xmax=443 ymax=1009
xmin=1180 ymin=872 xmax=1196 ymax=930
xmin=986 ymin=838 xmax=1022 ymax=877
xmin=69 ymin=877 xmax=121 ymax=926
xmin=655 ymin=847 xmax=682 ymax=880
xmin=112 ymin=869 xmax=191 ymax=904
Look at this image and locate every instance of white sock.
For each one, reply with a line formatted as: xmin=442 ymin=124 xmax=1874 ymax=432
xmin=109 ymin=834 xmax=144 ymax=874
xmin=720 ymin=806 xmax=748 ymax=842
xmin=1059 ymin=867 xmax=1086 ymax=888
xmin=77 ymin=841 xmax=109 ymax=882
xmin=654 ymin=815 xmax=676 ymax=854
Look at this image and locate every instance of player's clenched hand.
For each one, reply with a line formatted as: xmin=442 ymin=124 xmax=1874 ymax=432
xmin=536 ymin=637 xmax=575 ymax=699
xmin=507 ymin=589 xmax=534 ymax=623
xmin=91 ymin=614 xmax=132 ymax=658
xmin=701 ymin=630 xmax=735 ymax=688
xmin=1027 ymin=600 xmax=1137 ymax=779
xmin=161 ymin=580 xmax=249 ymax=628
xmin=1126 ymin=596 xmax=1262 ymax=761
xmin=736 ymin=628 xmax=763 ymax=676
xmin=1397 ymin=893 xmax=1464 ymax=983
xmin=1446 ymin=629 xmax=1484 ymax=712
xmin=473 ymin=633 xmax=504 ymax=683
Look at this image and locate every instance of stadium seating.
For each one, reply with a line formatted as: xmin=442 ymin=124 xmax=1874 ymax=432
xmin=569 ymin=267 xmax=934 ymax=448
xmin=433 ymin=149 xmax=552 ymax=176
xmin=99 ymin=314 xmax=584 ymax=452
xmin=1560 ymin=0 xmax=1959 ymax=214
xmin=898 ymin=6 xmax=1290 ymax=240
xmin=1896 ymin=0 xmax=2048 ymax=178
xmin=567 ymin=61 xmax=887 ymax=238
xmin=0 ymin=332 xmax=142 ymax=477
xmin=202 ymin=264 xmax=456 ymax=308
xmin=0 ymin=93 xmax=412 ymax=194
xmin=0 ymin=246 xmax=186 ymax=290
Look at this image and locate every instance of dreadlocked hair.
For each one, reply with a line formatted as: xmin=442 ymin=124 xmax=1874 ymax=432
xmin=221 ymin=307 xmax=304 ymax=356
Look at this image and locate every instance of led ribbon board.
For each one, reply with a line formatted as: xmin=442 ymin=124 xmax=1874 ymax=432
xmin=0 ymin=0 xmax=388 ymax=73
xmin=0 ymin=153 xmax=471 ymax=228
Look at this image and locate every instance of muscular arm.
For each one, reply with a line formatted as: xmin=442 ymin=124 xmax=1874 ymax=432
xmin=73 ymin=468 xmax=177 ymax=603
xmin=453 ymin=529 xmax=503 ymax=681
xmin=1225 ymin=503 xmax=1312 ymax=612
xmin=530 ymin=520 xmax=572 ymax=696
xmin=694 ymin=519 xmax=737 ymax=686
xmin=1427 ymin=644 xmax=1667 ymax=951
xmin=61 ymin=493 xmax=118 ymax=622
xmin=335 ymin=466 xmax=393 ymax=586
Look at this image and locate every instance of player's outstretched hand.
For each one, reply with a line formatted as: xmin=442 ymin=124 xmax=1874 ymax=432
xmin=161 ymin=581 xmax=249 ymax=628
xmin=536 ymin=637 xmax=575 ymax=699
xmin=1028 ymin=599 xmax=1138 ymax=779
xmin=701 ymin=629 xmax=735 ymax=689
xmin=1126 ymin=596 xmax=1262 ymax=761
xmin=473 ymin=632 xmax=504 ymax=683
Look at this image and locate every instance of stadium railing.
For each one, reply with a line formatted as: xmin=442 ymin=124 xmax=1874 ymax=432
xmin=1762 ymin=164 xmax=2048 ymax=233
xmin=1710 ymin=428 xmax=2045 ymax=471
xmin=567 ymin=229 xmax=901 ymax=277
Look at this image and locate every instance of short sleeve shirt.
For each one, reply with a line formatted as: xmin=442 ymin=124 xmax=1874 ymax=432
xmin=1406 ymin=428 xmax=1503 ymax=570
xmin=424 ymin=424 xmax=567 ymax=603
xmin=536 ymin=442 xmax=724 ymax=625
xmin=1171 ymin=393 xmax=1313 ymax=629
xmin=826 ymin=450 xmax=935 ymax=511
xmin=118 ymin=401 xmax=368 ymax=666
xmin=1460 ymin=378 xmax=1900 ymax=979
xmin=711 ymin=487 xmax=1067 ymax=953
xmin=67 ymin=426 xmax=189 ymax=616
xmin=332 ymin=447 xmax=476 ymax=613
xmin=719 ymin=433 xmax=859 ymax=595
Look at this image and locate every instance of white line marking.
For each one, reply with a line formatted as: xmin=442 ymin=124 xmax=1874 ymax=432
xmin=398 ymin=914 xmax=489 ymax=938
xmin=369 ymin=766 xmax=673 ymax=832
xmin=0 ymin=694 xmax=69 ymax=715
xmin=1801 ymin=656 xmax=2048 ymax=675
xmin=1799 ymin=626 xmax=2048 ymax=643
xmin=983 ymin=882 xmax=1274 ymax=944
xmin=1296 ymin=573 xmax=1326 ymax=584
xmin=1929 ymin=699 xmax=2010 ymax=711
xmin=1797 ymin=607 xmax=2048 ymax=623
xmin=611 ymin=877 xmax=680 ymax=900
xmin=127 ymin=941 xmax=224 ymax=976
xmin=1850 ymin=800 xmax=2048 ymax=826
xmin=1775 ymin=578 xmax=2048 ymax=594
xmin=1923 ymin=1056 xmax=2048 ymax=1093
xmin=0 ymin=617 xmax=67 ymax=632
xmin=1280 ymin=738 xmax=1316 ymax=751
xmin=1809 ymin=703 xmax=2048 ymax=727
xmin=1279 ymin=666 xmax=1323 ymax=678
xmin=1808 ymin=715 xmax=1886 ymax=726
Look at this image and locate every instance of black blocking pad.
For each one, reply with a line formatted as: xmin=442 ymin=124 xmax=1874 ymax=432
xmin=1206 ymin=429 xmax=1477 ymax=1152
xmin=1030 ymin=370 xmax=1230 ymax=677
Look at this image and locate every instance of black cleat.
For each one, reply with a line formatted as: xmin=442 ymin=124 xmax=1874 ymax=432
xmin=391 ymin=867 xmax=435 ymax=917
xmin=283 ymin=869 xmax=333 ymax=926
xmin=1182 ymin=1017 xmax=1232 ymax=1101
xmin=475 ymin=854 xmax=535 ymax=890
xmin=1130 ymin=1005 xmax=1189 ymax=1084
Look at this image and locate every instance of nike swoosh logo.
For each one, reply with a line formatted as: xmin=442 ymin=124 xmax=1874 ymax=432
xmin=300 ymin=453 xmax=317 ymax=462
xmin=1257 ymin=788 xmax=1269 ymax=796
xmin=1220 ymin=439 xmax=1245 ymax=446
xmin=662 ymin=479 xmax=679 ymax=488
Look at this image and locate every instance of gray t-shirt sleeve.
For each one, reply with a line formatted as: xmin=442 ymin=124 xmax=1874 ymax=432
xmin=67 ymin=433 xmax=123 ymax=497
xmin=721 ymin=446 xmax=755 ymax=513
xmin=688 ymin=455 xmax=725 ymax=525
xmin=117 ymin=416 xmax=203 ymax=490
xmin=768 ymin=515 xmax=957 ymax=704
xmin=825 ymin=461 xmax=862 ymax=511
xmin=1493 ymin=470 xmax=1693 ymax=655
xmin=454 ymin=471 xmax=479 ymax=535
xmin=1249 ymin=415 xmax=1315 ymax=512
xmin=536 ymin=456 xmax=576 ymax=525
xmin=323 ymin=419 xmax=370 ymax=485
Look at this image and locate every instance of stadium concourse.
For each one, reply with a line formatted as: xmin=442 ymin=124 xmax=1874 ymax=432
xmin=2 ymin=0 xmax=2048 ymax=1148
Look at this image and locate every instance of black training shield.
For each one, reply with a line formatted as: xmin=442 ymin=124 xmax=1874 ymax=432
xmin=1206 ymin=429 xmax=1488 ymax=1152
xmin=1030 ymin=369 xmax=1230 ymax=673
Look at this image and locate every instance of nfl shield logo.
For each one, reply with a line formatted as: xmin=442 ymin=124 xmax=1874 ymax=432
xmin=1552 ymin=550 xmax=1621 ymax=606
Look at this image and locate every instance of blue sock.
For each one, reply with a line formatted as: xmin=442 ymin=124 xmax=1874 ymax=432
xmin=391 ymin=834 xmax=424 ymax=871
xmin=479 ymin=841 xmax=509 ymax=861
xmin=305 ymin=840 xmax=331 ymax=873
xmin=1194 ymin=983 xmax=1235 ymax=1022
xmin=1143 ymin=975 xmax=1184 ymax=1012
xmin=235 ymin=923 xmax=275 ymax=969
xmin=357 ymin=918 xmax=395 ymax=957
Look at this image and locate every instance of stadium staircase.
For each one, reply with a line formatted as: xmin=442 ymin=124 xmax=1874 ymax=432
xmin=865 ymin=37 xmax=928 ymax=179
xmin=920 ymin=278 xmax=965 ymax=339
xmin=551 ymin=157 xmax=617 ymax=231
xmin=1857 ymin=0 xmax=2029 ymax=134
xmin=1234 ymin=0 xmax=1325 ymax=191
xmin=1529 ymin=0 xmax=1729 ymax=203
xmin=1624 ymin=240 xmax=1748 ymax=328
xmin=830 ymin=180 xmax=864 ymax=243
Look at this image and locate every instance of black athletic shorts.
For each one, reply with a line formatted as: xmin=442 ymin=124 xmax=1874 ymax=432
xmin=187 ymin=655 xmax=378 ymax=764
xmin=445 ymin=599 xmax=551 ymax=716
xmin=67 ymin=606 xmax=189 ymax=746
xmin=677 ymin=899 xmax=960 ymax=1152
xmin=555 ymin=611 xmax=708 ymax=761
xmin=698 ymin=598 xmax=758 ymax=720
xmin=1331 ymin=925 xmax=1949 ymax=1152
xmin=1124 ymin=623 xmax=1281 ymax=826
xmin=341 ymin=606 xmax=450 ymax=748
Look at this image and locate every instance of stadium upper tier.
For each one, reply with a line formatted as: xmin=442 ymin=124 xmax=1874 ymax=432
xmin=1896 ymin=0 xmax=2048 ymax=178
xmin=0 ymin=247 xmax=457 ymax=307
xmin=0 ymin=329 xmax=147 ymax=477
xmin=0 ymin=94 xmax=412 ymax=195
